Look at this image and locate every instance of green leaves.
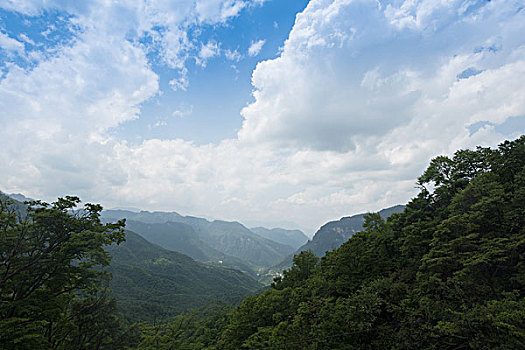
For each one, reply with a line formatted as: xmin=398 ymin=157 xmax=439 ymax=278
xmin=0 ymin=196 xmax=126 ymax=349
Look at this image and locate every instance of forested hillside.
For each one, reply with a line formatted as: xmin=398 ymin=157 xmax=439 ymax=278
xmin=297 ymin=204 xmax=405 ymax=258
xmin=107 ymin=230 xmax=261 ymax=323
xmin=0 ymin=196 xmax=128 ymax=349
xmin=141 ymin=136 xmax=525 ymax=349
xmin=0 ymin=196 xmax=260 ymax=348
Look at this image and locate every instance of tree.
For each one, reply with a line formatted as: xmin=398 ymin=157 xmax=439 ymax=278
xmin=272 ymin=250 xmax=319 ymax=290
xmin=0 ymin=196 xmax=125 ymax=349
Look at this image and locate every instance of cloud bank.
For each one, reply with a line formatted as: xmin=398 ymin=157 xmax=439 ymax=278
xmin=0 ymin=0 xmax=524 ymax=233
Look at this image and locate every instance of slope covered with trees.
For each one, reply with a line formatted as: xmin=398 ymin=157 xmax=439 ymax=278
xmin=272 ymin=204 xmax=405 ymax=272
xmin=0 ymin=195 xmax=262 ymax=348
xmin=107 ymin=229 xmax=261 ymax=323
xmin=298 ymin=204 xmax=405 ymax=257
xmin=143 ymin=136 xmax=525 ymax=349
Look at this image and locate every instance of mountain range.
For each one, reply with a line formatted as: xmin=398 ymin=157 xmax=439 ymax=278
xmin=0 ymin=192 xmax=262 ymax=322
xmin=298 ymin=204 xmax=405 ymax=257
xmin=121 ymin=219 xmax=256 ymax=276
xmin=102 ymin=209 xmax=300 ymax=273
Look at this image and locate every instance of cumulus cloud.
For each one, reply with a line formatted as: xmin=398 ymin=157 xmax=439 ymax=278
xmin=240 ymin=0 xmax=525 ymax=151
xmin=235 ymin=0 xmax=524 ymax=226
xmin=0 ymin=0 xmax=261 ymax=201
xmin=248 ymin=39 xmax=265 ymax=56
xmin=0 ymin=0 xmax=524 ymax=234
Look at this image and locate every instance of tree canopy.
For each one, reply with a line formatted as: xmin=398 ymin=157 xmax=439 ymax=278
xmin=0 ymin=196 xmax=127 ymax=349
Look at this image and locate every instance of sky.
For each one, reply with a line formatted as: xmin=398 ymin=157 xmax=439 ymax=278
xmin=0 ymin=0 xmax=524 ymax=235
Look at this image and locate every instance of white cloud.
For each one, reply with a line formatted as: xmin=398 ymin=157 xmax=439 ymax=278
xmin=169 ymin=68 xmax=190 ymax=91
xmin=172 ymin=104 xmax=194 ymax=118
xmin=18 ymin=33 xmax=36 ymax=46
xmin=0 ymin=0 xmax=524 ymax=234
xmin=248 ymin=39 xmax=265 ymax=56
xmin=0 ymin=21 xmax=159 ymax=197
xmin=197 ymin=41 xmax=220 ymax=66
xmin=0 ymin=32 xmax=25 ymax=56
xmin=0 ymin=1 xmax=263 ymax=69
xmin=225 ymin=48 xmax=242 ymax=61
xmin=195 ymin=0 xmax=244 ymax=23
xmin=232 ymin=0 xmax=524 ymax=227
xmin=239 ymin=0 xmax=525 ymax=151
xmin=169 ymin=76 xmax=190 ymax=91
xmin=0 ymin=0 xmax=253 ymax=201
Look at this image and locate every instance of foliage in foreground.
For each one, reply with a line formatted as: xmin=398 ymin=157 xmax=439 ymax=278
xmin=140 ymin=136 xmax=525 ymax=349
xmin=0 ymin=196 xmax=132 ymax=349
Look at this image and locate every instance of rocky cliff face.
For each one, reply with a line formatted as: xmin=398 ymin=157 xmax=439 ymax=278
xmin=272 ymin=205 xmax=406 ymax=271
xmin=298 ymin=205 xmax=405 ymax=257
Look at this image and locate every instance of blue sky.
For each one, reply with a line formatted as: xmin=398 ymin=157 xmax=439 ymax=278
xmin=116 ymin=0 xmax=310 ymax=144
xmin=0 ymin=0 xmax=524 ymax=234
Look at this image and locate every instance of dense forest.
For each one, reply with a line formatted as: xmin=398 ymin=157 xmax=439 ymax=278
xmin=107 ymin=229 xmax=261 ymax=323
xmin=1 ymin=136 xmax=524 ymax=349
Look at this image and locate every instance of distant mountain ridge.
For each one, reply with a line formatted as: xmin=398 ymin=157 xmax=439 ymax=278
xmin=102 ymin=209 xmax=296 ymax=270
xmin=299 ymin=205 xmax=405 ymax=257
xmin=250 ymin=227 xmax=308 ymax=250
xmin=123 ymin=220 xmax=221 ymax=261
xmin=122 ymin=219 xmax=256 ymax=275
xmin=0 ymin=191 xmax=28 ymax=217
xmin=0 ymin=192 xmax=261 ymax=323
xmin=7 ymin=193 xmax=34 ymax=203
